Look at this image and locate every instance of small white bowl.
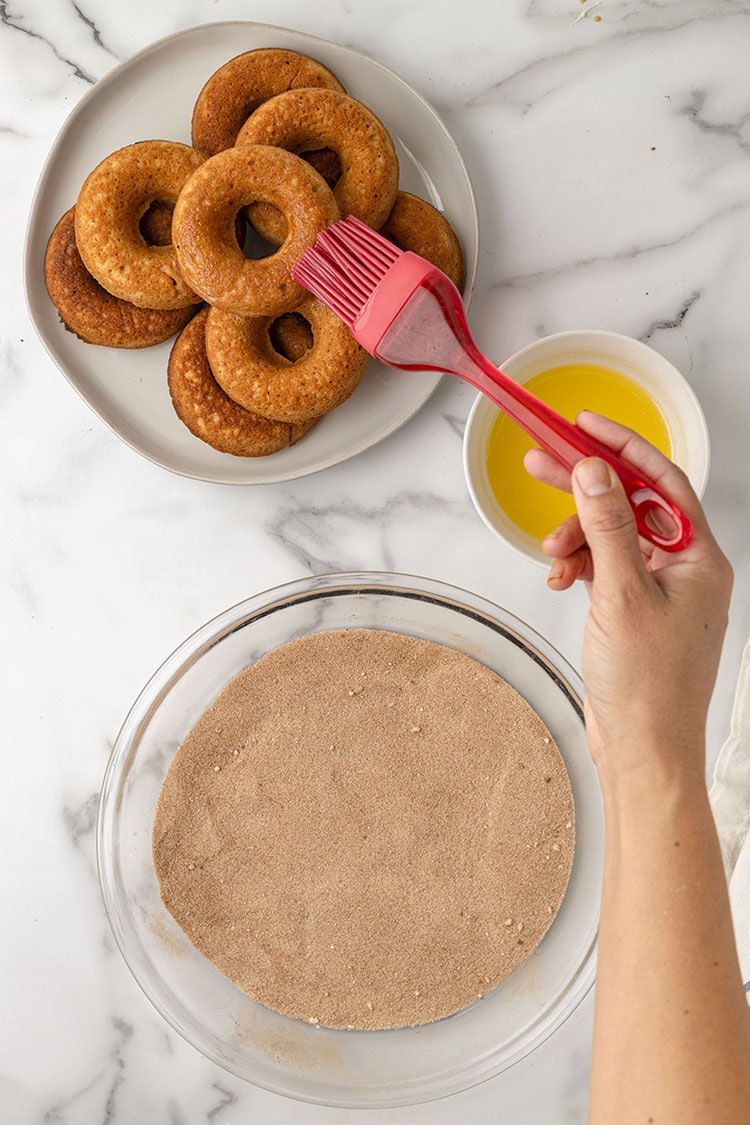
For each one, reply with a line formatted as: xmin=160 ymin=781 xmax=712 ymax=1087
xmin=463 ymin=329 xmax=710 ymax=566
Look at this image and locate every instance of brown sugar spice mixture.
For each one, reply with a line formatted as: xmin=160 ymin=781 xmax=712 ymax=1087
xmin=152 ymin=629 xmax=575 ymax=1030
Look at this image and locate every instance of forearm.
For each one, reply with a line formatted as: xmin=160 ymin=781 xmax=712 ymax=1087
xmin=588 ymin=757 xmax=750 ymax=1125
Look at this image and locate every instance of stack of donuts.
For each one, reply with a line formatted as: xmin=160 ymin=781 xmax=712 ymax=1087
xmin=44 ymin=47 xmax=465 ymax=458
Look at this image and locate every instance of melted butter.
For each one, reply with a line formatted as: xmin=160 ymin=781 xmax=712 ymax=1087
xmin=486 ymin=362 xmax=672 ymax=543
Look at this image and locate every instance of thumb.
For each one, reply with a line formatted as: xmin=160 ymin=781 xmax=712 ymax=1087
xmin=571 ymin=457 xmax=644 ymax=584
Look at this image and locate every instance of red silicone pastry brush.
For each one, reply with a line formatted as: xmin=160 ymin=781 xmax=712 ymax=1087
xmin=292 ymin=216 xmax=692 ymax=552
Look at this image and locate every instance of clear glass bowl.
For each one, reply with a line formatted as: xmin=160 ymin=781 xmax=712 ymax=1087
xmin=97 ymin=572 xmax=603 ymax=1108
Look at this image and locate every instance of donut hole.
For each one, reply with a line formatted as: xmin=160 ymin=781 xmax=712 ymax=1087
xmin=239 ymin=210 xmax=280 ymax=261
xmin=244 ymin=150 xmax=342 ymax=249
xmin=301 ymin=148 xmax=342 ymax=189
xmin=139 ymin=199 xmax=175 ymax=246
xmin=268 ymin=312 xmax=314 ymax=362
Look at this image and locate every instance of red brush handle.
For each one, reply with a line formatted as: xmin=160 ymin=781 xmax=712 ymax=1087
xmin=468 ymin=356 xmax=693 ymax=551
xmin=375 ymin=271 xmax=693 ymax=553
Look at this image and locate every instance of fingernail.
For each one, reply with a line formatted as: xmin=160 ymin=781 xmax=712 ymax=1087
xmin=574 ymin=457 xmax=613 ymax=497
xmin=548 ymin=560 xmax=565 ymax=583
xmin=544 ymin=524 xmax=564 ymax=542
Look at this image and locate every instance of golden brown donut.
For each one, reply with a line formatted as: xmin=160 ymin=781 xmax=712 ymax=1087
xmin=172 ymin=144 xmax=339 ymax=318
xmin=168 ymin=309 xmax=316 ymax=456
xmin=44 ymin=208 xmax=197 ymax=349
xmin=191 ymin=47 xmax=346 ymax=157
xmin=380 ymin=190 xmax=466 ymax=292
xmin=204 ymin=297 xmax=369 ymax=423
xmin=235 ymin=88 xmax=399 ymax=246
xmin=75 ymin=140 xmax=205 ymax=310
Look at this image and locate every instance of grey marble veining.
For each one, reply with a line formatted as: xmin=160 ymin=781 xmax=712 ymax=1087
xmin=3 ymin=1 xmax=750 ymax=1122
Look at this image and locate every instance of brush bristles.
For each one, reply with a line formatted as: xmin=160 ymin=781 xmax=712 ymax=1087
xmin=292 ymin=216 xmax=402 ymax=327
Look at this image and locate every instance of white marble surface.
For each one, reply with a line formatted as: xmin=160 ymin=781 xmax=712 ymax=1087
xmin=3 ymin=1 xmax=750 ymax=1122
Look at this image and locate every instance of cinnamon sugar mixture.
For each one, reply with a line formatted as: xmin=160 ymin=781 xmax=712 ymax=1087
xmin=152 ymin=629 xmax=575 ymax=1030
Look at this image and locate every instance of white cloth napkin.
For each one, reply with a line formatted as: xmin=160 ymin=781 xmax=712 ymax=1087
xmin=709 ymin=633 xmax=750 ymax=998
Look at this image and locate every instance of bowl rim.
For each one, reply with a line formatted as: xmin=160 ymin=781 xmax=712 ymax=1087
xmin=97 ymin=570 xmax=599 ymax=1107
xmin=462 ymin=328 xmax=711 ymax=566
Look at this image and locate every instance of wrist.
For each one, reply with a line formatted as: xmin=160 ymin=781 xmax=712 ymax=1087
xmin=595 ymin=745 xmax=708 ymax=813
xmin=597 ymin=757 xmax=716 ymax=873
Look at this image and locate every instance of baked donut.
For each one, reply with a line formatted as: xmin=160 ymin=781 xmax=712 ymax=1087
xmin=380 ymin=191 xmax=466 ymax=292
xmin=168 ymin=309 xmax=316 ymax=456
xmin=204 ymin=297 xmax=369 ymax=423
xmin=235 ymin=88 xmax=399 ymax=246
xmin=191 ymin=47 xmax=346 ymax=157
xmin=172 ymin=144 xmax=339 ymax=318
xmin=44 ymin=208 xmax=197 ymax=349
xmin=75 ymin=140 xmax=205 ymax=310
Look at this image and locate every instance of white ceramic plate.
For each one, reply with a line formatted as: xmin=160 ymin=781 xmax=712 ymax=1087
xmin=24 ymin=22 xmax=479 ymax=484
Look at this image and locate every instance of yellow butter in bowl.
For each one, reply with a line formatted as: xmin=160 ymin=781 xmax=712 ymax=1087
xmin=463 ymin=330 xmax=710 ymax=566
xmin=485 ymin=362 xmax=672 ymax=543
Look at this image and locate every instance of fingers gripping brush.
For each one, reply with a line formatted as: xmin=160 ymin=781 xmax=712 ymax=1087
xmin=292 ymin=216 xmax=692 ymax=552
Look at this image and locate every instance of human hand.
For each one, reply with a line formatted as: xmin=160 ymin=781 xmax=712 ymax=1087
xmin=524 ymin=411 xmax=733 ymax=790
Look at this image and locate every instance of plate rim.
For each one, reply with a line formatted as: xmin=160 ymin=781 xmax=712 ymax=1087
xmin=23 ymin=20 xmax=480 ymax=485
